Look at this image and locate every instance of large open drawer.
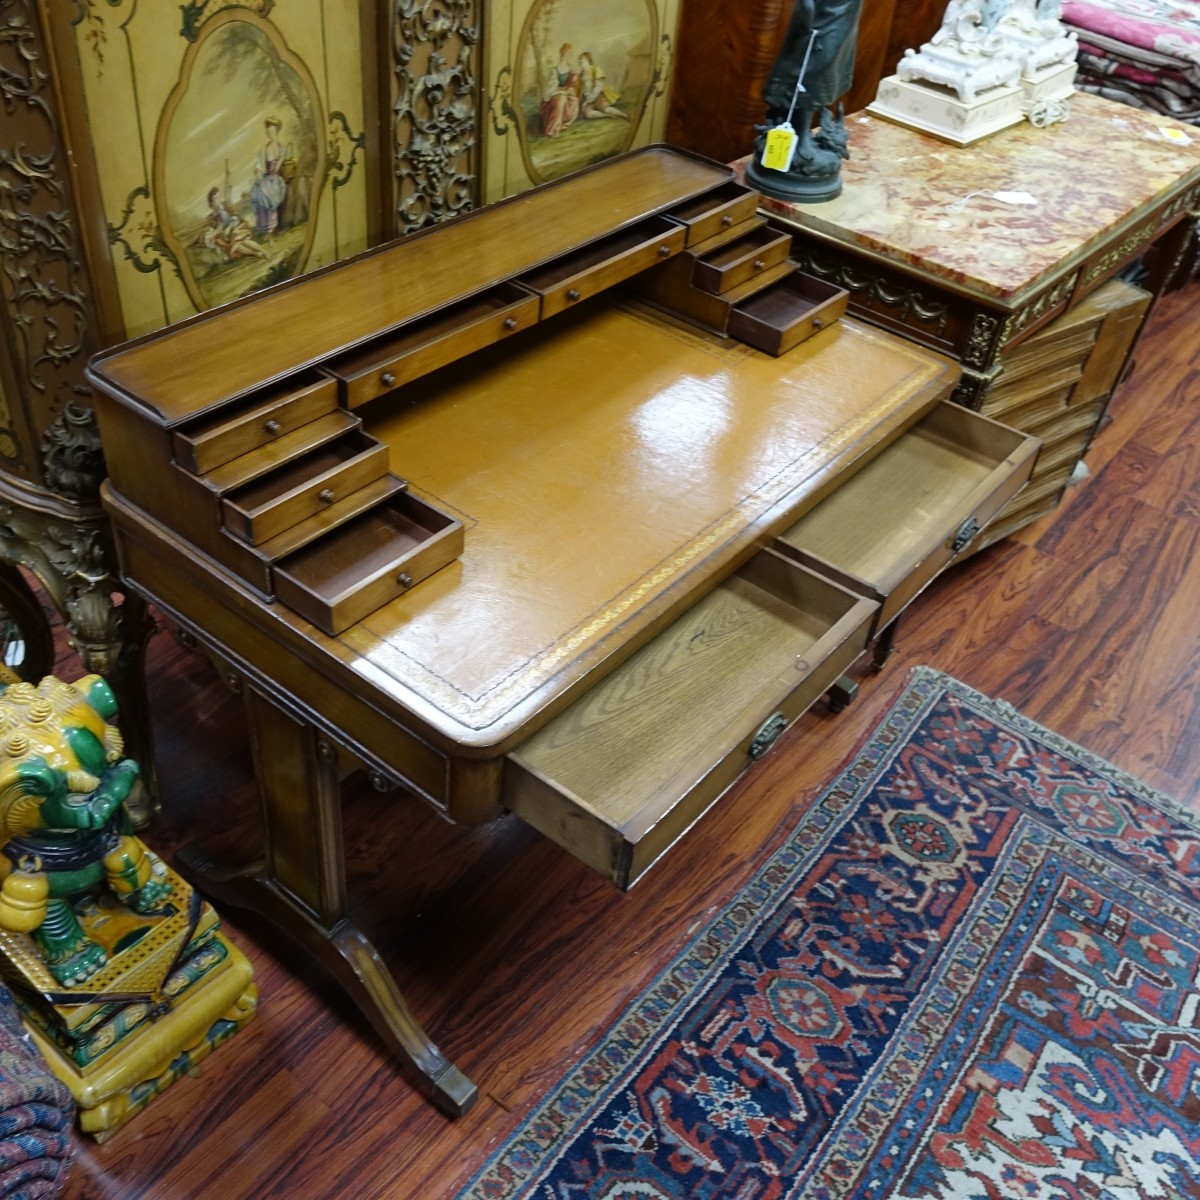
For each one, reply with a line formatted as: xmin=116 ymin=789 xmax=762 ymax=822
xmin=504 ymin=549 xmax=876 ymax=889
xmin=772 ymin=402 xmax=1040 ymax=637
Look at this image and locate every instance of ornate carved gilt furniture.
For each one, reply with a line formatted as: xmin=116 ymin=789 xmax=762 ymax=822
xmin=753 ymin=92 xmax=1200 ymax=544
xmin=85 ymin=148 xmax=1040 ymax=1114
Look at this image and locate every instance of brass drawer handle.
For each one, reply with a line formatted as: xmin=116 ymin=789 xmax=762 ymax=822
xmin=503 ymin=317 xmax=518 ymax=330
xmin=952 ymin=515 xmax=981 ymax=554
xmin=566 ymin=288 xmax=582 ymax=302
xmin=317 ymin=488 xmax=335 ymax=504
xmin=753 ymin=258 xmax=765 ymax=270
xmin=380 ymin=371 xmax=396 ymax=388
xmin=749 ymin=712 xmax=788 ymax=760
xmin=263 ymin=418 xmax=282 ymax=435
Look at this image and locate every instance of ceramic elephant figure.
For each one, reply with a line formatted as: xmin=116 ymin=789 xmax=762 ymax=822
xmin=0 ymin=673 xmax=170 ymax=986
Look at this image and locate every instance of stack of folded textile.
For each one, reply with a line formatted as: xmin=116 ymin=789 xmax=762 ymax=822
xmin=1062 ymin=0 xmax=1200 ymax=124
xmin=0 ymin=989 xmax=73 ymax=1198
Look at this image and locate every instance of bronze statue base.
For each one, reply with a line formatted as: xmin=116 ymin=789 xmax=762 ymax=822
xmin=745 ymin=156 xmax=844 ymax=204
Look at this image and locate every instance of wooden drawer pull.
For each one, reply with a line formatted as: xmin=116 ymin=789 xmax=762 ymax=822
xmin=263 ymin=418 xmax=282 ymax=435
xmin=318 ymin=488 xmax=335 ymax=504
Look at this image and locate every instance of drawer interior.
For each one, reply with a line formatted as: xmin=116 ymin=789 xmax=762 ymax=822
xmin=506 ymin=550 xmax=873 ymax=888
xmin=274 ymin=495 xmax=459 ymax=605
xmin=729 ymin=270 xmax=848 ymax=355
xmin=776 ymin=403 xmax=1034 ymax=590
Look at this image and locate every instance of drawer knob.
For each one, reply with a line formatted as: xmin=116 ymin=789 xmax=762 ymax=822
xmin=397 ymin=572 xmax=414 ymax=589
xmin=720 ymin=214 xmax=733 ymax=227
xmin=951 ymin=515 xmax=982 ymax=555
xmin=812 ymin=318 xmax=824 ymax=331
xmin=566 ymin=288 xmax=582 ymax=302
xmin=381 ymin=372 xmax=396 ymax=388
xmin=749 ymin=712 xmax=788 ymax=760
xmin=658 ymin=244 xmax=671 ymax=257
xmin=263 ymin=418 xmax=282 ymax=435
xmin=753 ymin=258 xmax=765 ymax=270
xmin=503 ymin=316 xmax=518 ymax=330
xmin=318 ymin=488 xmax=335 ymax=504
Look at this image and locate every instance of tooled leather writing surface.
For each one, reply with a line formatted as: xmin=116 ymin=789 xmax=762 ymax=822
xmin=342 ymin=300 xmax=951 ymax=740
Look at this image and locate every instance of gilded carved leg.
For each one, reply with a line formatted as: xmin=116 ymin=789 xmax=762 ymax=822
xmin=178 ymin=686 xmax=477 ymax=1118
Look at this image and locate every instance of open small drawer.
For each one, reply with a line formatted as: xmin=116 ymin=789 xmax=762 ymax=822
xmin=772 ymin=402 xmax=1041 ymax=638
xmin=504 ymin=549 xmax=876 ymax=889
xmin=220 ymin=429 xmax=389 ymax=546
xmin=728 ymin=271 xmax=848 ymax=356
xmin=273 ymin=492 xmax=464 ymax=635
xmin=324 ymin=283 xmax=541 ymax=409
xmin=665 ymin=181 xmax=761 ymax=246
xmin=692 ymin=224 xmax=792 ymax=295
xmin=517 ymin=216 xmax=686 ymax=318
xmin=172 ymin=372 xmax=338 ymax=475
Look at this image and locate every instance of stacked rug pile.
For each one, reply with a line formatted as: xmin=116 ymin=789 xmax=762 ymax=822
xmin=0 ymin=989 xmax=72 ymax=1197
xmin=1062 ymin=0 xmax=1200 ymax=123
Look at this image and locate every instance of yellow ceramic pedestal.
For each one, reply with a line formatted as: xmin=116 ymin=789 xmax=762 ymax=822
xmin=0 ymin=856 xmax=256 ymax=1140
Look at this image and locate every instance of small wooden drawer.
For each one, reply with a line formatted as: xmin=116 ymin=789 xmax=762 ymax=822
xmin=325 ymin=283 xmax=541 ymax=408
xmin=172 ymin=373 xmax=338 ymax=475
xmin=517 ymin=216 xmax=686 ymax=318
xmin=273 ymin=493 xmax=464 ymax=635
xmin=666 ymin=181 xmax=761 ymax=247
xmin=728 ymin=270 xmax=848 ymax=356
xmin=772 ymin=402 xmax=1040 ymax=638
xmin=220 ymin=430 xmax=389 ymax=546
xmin=505 ymin=549 xmax=875 ymax=890
xmin=692 ymin=225 xmax=792 ymax=295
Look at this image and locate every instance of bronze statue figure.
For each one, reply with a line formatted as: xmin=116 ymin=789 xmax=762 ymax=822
xmin=746 ymin=0 xmax=866 ymax=203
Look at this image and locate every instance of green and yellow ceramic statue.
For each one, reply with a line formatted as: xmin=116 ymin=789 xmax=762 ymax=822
xmin=0 ymin=673 xmax=169 ymax=985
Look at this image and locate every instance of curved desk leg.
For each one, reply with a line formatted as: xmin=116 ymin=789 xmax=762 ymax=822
xmin=179 ymin=685 xmax=477 ymax=1118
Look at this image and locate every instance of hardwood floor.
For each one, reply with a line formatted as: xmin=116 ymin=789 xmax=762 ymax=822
xmin=59 ymin=278 xmax=1199 ymax=1198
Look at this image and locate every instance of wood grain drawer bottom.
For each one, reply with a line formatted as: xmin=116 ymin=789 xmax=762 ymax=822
xmin=505 ymin=550 xmax=876 ymax=890
xmin=773 ymin=402 xmax=1040 ymax=635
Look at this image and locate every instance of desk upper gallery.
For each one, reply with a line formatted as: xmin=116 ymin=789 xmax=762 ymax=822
xmin=86 ymin=147 xmax=1038 ymax=1113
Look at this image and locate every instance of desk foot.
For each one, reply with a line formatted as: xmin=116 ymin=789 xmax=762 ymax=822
xmin=177 ymin=844 xmax=479 ymax=1118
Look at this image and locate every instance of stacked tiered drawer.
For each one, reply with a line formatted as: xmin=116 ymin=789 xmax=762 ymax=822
xmin=975 ymin=277 xmax=1151 ymax=545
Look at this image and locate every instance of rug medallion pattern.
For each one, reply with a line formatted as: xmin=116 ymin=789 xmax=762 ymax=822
xmin=460 ymin=668 xmax=1200 ymax=1199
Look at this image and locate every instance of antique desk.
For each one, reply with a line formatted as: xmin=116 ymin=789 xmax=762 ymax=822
xmin=755 ymin=92 xmax=1200 ymax=542
xmin=86 ymin=148 xmax=1038 ymax=1114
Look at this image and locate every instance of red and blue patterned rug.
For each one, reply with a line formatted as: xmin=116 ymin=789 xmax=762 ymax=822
xmin=458 ymin=667 xmax=1200 ymax=1200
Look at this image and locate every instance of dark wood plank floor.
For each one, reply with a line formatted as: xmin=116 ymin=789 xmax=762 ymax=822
xmin=59 ymin=278 xmax=1199 ymax=1199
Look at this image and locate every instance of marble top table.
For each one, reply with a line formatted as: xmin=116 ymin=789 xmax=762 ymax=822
xmin=746 ymin=92 xmax=1200 ymax=397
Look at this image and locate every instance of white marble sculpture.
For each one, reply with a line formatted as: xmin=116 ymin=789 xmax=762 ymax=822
xmin=869 ymin=0 xmax=1076 ymax=143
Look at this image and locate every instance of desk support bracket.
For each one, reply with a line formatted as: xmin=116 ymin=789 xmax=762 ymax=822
xmin=177 ymin=686 xmax=478 ymax=1119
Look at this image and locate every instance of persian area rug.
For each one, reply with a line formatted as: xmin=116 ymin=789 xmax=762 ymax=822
xmin=459 ymin=667 xmax=1200 ymax=1200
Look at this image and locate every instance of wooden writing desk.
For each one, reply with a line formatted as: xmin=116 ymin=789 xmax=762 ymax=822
xmin=87 ymin=149 xmax=1036 ymax=1114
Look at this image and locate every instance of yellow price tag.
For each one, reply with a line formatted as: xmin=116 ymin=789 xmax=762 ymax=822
xmin=762 ymin=124 xmax=798 ymax=172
